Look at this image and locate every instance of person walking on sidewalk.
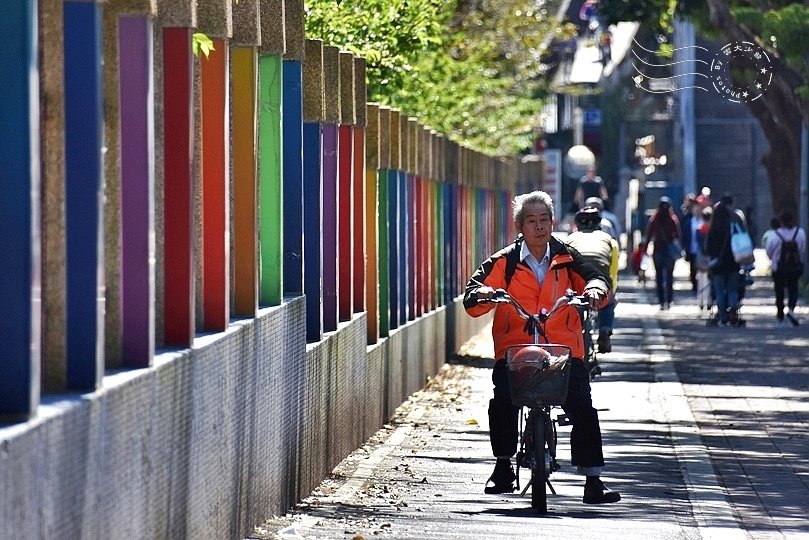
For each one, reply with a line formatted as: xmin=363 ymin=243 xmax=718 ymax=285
xmin=463 ymin=190 xmax=620 ymax=505
xmin=681 ymin=197 xmax=702 ymax=294
xmin=705 ymin=194 xmax=743 ymax=325
xmin=695 ymin=206 xmax=713 ymax=311
xmin=765 ymin=210 xmax=806 ymax=326
xmin=565 ymin=206 xmax=620 ymax=353
xmin=574 ymin=165 xmax=608 ymax=210
xmin=642 ymin=196 xmax=682 ymax=310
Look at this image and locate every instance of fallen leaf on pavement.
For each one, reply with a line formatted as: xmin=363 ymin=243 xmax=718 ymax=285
xmin=466 ymin=418 xmax=479 ymax=425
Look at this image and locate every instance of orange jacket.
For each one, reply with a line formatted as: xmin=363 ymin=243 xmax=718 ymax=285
xmin=463 ymin=236 xmax=610 ymax=360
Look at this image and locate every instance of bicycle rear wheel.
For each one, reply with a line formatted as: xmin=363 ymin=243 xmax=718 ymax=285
xmin=531 ymin=410 xmax=548 ymax=513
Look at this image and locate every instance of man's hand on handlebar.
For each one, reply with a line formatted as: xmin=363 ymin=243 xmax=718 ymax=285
xmin=583 ymin=288 xmax=605 ymax=309
xmin=475 ymin=285 xmax=496 ymax=301
xmin=475 ymin=286 xmax=514 ymax=306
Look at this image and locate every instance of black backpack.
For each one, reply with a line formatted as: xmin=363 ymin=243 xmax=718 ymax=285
xmin=504 ymin=236 xmax=522 ymax=288
xmin=776 ymin=229 xmax=803 ymax=274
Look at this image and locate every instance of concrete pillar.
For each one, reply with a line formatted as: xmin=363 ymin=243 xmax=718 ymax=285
xmin=432 ymin=133 xmax=443 ymax=310
xmin=397 ymin=111 xmax=408 ymax=325
xmin=0 ymin=1 xmax=41 ymax=420
xmin=63 ymin=0 xmax=105 ymax=388
xmin=232 ymin=0 xmax=261 ymax=315
xmin=103 ymin=0 xmax=158 ymax=367
xmin=39 ymin=0 xmax=67 ymax=392
xmin=156 ymin=0 xmax=197 ymax=348
xmin=408 ymin=119 xmax=421 ymax=317
xmin=302 ymin=38 xmax=324 ymax=342
xmin=446 ymin=133 xmax=455 ymax=299
xmin=365 ymin=103 xmax=379 ymax=343
xmin=377 ymin=106 xmax=390 ymax=337
xmin=337 ymin=50 xmax=355 ymax=322
xmin=402 ymin=115 xmax=415 ymax=321
xmin=281 ymin=0 xmax=305 ymax=298
xmin=388 ymin=109 xmax=401 ymax=330
xmin=352 ymin=58 xmax=367 ymax=315
xmin=197 ymin=0 xmax=232 ymax=332
xmin=436 ymin=131 xmax=446 ymax=306
xmin=421 ymin=122 xmax=431 ymax=314
xmin=453 ymin=140 xmax=463 ymax=300
xmin=321 ymin=44 xmax=340 ymax=333
xmin=258 ymin=0 xmax=286 ymax=306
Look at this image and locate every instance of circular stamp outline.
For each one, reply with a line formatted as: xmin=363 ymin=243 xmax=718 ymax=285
xmin=710 ymin=41 xmax=772 ymax=103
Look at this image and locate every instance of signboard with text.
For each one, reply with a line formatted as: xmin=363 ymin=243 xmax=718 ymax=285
xmin=542 ymin=149 xmax=562 ymax=219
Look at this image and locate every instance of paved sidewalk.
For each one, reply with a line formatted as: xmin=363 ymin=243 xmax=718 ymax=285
xmin=252 ymin=263 xmax=809 ymax=539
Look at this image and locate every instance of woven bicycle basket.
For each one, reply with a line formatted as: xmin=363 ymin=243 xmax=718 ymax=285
xmin=505 ymin=344 xmax=572 ymax=407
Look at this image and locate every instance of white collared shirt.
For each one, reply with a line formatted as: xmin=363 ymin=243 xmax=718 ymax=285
xmin=520 ymin=241 xmax=551 ymax=285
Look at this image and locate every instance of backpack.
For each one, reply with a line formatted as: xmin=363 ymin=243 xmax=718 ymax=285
xmin=776 ymin=229 xmax=803 ymax=274
xmin=504 ymin=236 xmax=522 ymax=288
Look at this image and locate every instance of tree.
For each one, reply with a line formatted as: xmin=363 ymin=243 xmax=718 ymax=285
xmin=599 ymin=0 xmax=809 ymax=216
xmin=305 ymin=0 xmax=572 ymax=155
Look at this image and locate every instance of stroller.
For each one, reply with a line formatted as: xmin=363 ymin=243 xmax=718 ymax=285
xmin=705 ymin=264 xmax=753 ymax=327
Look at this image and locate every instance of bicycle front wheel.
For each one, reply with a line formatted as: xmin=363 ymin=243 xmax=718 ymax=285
xmin=531 ymin=410 xmax=548 ymax=513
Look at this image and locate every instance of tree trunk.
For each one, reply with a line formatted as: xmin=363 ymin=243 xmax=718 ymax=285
xmin=747 ymin=87 xmax=802 ymax=217
xmin=704 ymin=0 xmax=807 ymax=216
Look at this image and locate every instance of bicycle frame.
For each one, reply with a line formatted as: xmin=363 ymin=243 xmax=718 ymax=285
xmin=481 ymin=288 xmax=589 ymax=513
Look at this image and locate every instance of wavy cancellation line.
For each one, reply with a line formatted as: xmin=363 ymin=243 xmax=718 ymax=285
xmin=631 ymin=39 xmax=710 ymax=94
xmin=632 ymin=38 xmax=709 ymax=58
xmin=632 ymin=64 xmax=709 ymax=94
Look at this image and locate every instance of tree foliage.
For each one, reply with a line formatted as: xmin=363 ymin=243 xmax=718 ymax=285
xmin=305 ymin=0 xmax=570 ymax=155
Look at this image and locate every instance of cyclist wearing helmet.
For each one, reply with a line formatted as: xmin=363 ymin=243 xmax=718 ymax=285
xmin=464 ymin=190 xmax=621 ymax=505
xmin=566 ymin=206 xmax=620 ymax=353
xmin=583 ymin=196 xmax=621 ymax=242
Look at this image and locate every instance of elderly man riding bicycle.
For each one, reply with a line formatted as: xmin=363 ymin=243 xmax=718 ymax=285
xmin=463 ymin=190 xmax=621 ymax=505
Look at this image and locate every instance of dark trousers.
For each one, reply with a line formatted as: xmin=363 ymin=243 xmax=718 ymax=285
xmin=773 ymin=270 xmax=799 ymax=318
xmin=489 ymin=358 xmax=605 ymax=467
xmin=652 ymin=251 xmax=676 ymax=306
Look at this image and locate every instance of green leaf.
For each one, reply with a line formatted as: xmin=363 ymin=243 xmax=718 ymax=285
xmin=192 ymin=32 xmax=215 ymax=59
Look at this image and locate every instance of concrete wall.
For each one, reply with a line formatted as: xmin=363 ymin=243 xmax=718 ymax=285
xmin=0 ymin=296 xmax=488 ymax=540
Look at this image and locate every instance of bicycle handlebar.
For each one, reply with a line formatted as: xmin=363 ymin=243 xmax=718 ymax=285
xmin=480 ymin=288 xmax=589 ymax=323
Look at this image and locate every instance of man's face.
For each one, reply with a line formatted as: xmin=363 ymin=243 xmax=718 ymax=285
xmin=517 ymin=202 xmax=553 ymax=252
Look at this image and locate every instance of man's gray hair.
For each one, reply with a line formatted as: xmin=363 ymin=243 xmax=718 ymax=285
xmin=513 ymin=190 xmax=555 ymax=226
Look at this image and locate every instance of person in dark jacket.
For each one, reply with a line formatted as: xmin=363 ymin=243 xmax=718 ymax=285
xmin=643 ymin=196 xmax=682 ymax=309
xmin=705 ymin=194 xmax=743 ymax=324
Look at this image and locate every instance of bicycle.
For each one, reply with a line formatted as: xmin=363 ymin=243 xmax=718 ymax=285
xmin=479 ymin=288 xmax=592 ymax=514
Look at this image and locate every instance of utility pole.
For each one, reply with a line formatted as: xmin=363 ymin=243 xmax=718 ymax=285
xmin=801 ymin=122 xmax=808 ymax=278
xmin=674 ymin=19 xmax=697 ymax=198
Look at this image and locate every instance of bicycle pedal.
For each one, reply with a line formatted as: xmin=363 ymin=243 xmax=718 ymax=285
xmin=556 ymin=414 xmax=571 ymax=426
